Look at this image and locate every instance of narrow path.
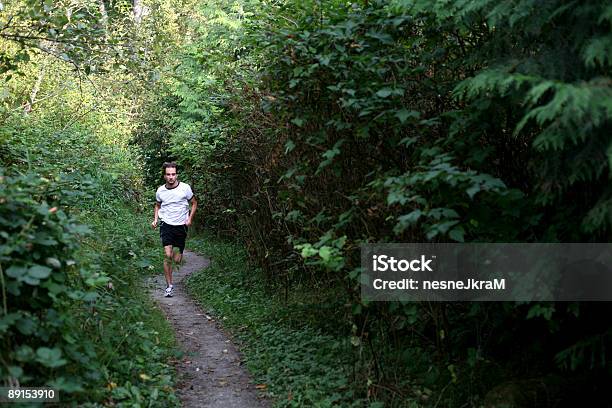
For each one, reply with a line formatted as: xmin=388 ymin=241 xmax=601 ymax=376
xmin=147 ymin=251 xmax=268 ymax=408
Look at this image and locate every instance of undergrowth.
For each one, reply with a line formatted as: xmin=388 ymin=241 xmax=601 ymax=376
xmin=0 ymin=168 xmax=180 ymax=405
xmin=74 ymin=203 xmax=179 ymax=406
xmin=185 ymin=235 xmax=370 ymax=407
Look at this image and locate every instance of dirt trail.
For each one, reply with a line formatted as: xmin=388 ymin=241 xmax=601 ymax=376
xmin=147 ymin=250 xmax=268 ymax=408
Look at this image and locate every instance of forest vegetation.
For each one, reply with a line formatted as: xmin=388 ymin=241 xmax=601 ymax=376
xmin=1 ymin=0 xmax=611 ymax=406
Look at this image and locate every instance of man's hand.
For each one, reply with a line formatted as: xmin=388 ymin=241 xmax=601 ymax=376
xmin=151 ymin=220 xmax=158 ymax=229
xmin=185 ymin=218 xmax=192 ymax=227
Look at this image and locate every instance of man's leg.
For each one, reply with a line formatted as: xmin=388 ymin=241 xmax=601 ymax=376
xmin=173 ymin=249 xmax=182 ymax=266
xmin=173 ymin=226 xmax=187 ymax=268
xmin=163 ymin=245 xmax=174 ymax=286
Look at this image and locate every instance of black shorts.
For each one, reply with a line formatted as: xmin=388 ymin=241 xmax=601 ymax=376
xmin=160 ymin=221 xmax=188 ymax=253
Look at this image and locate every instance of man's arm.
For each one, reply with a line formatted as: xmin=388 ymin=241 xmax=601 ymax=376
xmin=186 ymin=196 xmax=197 ymax=226
xmin=152 ymin=202 xmax=161 ymax=229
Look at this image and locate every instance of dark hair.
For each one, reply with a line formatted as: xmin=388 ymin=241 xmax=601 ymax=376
xmin=162 ymin=162 xmax=178 ymax=173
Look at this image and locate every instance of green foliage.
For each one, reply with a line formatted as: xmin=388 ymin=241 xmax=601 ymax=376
xmin=0 ymin=169 xmax=178 ymax=405
xmin=0 ymin=171 xmax=93 ymax=391
xmin=0 ymin=6 xmax=181 ymax=397
xmin=0 ymin=0 xmax=163 ymax=78
xmin=132 ymin=0 xmax=261 ymax=229
xmin=73 ymin=205 xmax=179 ymax=406
xmin=131 ymin=0 xmax=612 ymax=405
xmin=186 ymin=235 xmax=366 ymax=407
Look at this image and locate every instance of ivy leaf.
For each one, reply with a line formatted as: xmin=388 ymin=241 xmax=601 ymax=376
xmin=0 ymin=313 xmax=20 ymax=333
xmin=291 ymin=117 xmax=304 ymax=127
xmin=365 ymin=31 xmax=394 ymax=44
xmin=526 ymin=303 xmax=555 ymax=320
xmin=426 ymin=220 xmax=460 ymax=240
xmin=48 ymin=377 xmax=84 ymax=392
xmin=28 ymin=265 xmax=52 ymax=279
xmin=7 ymin=366 xmax=23 ymax=378
xmin=318 ymin=246 xmax=332 ymax=262
xmin=466 ymin=184 xmax=480 ymax=199
xmin=23 ymin=276 xmax=41 ymax=285
xmin=15 ymin=345 xmax=34 ymax=362
xmin=16 ymin=316 xmax=37 ymax=335
xmin=394 ymin=210 xmax=423 ymax=234
xmin=284 ymin=139 xmax=296 ymax=154
xmin=35 ymin=347 xmax=67 ymax=368
xmin=449 ymin=227 xmax=465 ymax=242
xmin=395 ymin=109 xmax=420 ymax=124
xmin=333 ymin=235 xmax=347 ymax=249
xmin=296 ymin=243 xmax=318 ymax=258
xmin=137 ymin=258 xmax=152 ymax=268
xmin=5 ymin=265 xmax=27 ymax=278
xmin=376 ymin=88 xmax=393 ymax=98
xmin=399 ymin=136 xmax=417 ymax=147
xmin=398 ymin=210 xmax=422 ymax=225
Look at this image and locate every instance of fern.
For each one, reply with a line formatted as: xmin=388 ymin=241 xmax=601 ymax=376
xmin=583 ymin=35 xmax=612 ymax=68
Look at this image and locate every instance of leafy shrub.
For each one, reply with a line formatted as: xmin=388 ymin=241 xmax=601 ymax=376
xmin=133 ymin=0 xmax=612 ymax=405
xmin=0 ymin=170 xmax=101 ymax=392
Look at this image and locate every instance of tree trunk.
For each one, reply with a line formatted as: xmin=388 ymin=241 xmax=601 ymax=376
xmin=133 ymin=0 xmax=144 ymax=24
xmin=98 ymin=0 xmax=108 ymax=37
xmin=23 ymin=63 xmax=45 ymax=114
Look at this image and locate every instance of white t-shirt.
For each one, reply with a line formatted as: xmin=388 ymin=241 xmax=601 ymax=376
xmin=156 ymin=182 xmax=194 ymax=225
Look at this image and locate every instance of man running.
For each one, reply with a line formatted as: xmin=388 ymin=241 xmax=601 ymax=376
xmin=151 ymin=162 xmax=197 ymax=297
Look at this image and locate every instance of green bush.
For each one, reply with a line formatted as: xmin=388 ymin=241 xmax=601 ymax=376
xmin=0 ymin=170 xmax=101 ymax=392
xmin=131 ymin=0 xmax=612 ymax=405
xmin=186 ymin=236 xmax=364 ymax=407
xmin=0 ymin=167 xmax=179 ymax=405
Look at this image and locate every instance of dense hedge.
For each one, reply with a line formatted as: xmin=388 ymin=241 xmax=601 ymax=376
xmin=0 ymin=115 xmax=179 ymax=404
xmin=134 ymin=0 xmax=612 ymax=405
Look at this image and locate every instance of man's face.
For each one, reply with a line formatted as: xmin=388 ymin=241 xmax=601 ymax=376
xmin=164 ymin=167 xmax=177 ymax=185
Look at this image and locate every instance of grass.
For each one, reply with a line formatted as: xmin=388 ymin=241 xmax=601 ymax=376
xmin=71 ymin=202 xmax=180 ymax=406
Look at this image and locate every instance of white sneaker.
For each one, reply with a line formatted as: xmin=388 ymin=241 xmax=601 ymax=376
xmin=164 ymin=285 xmax=173 ymax=297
